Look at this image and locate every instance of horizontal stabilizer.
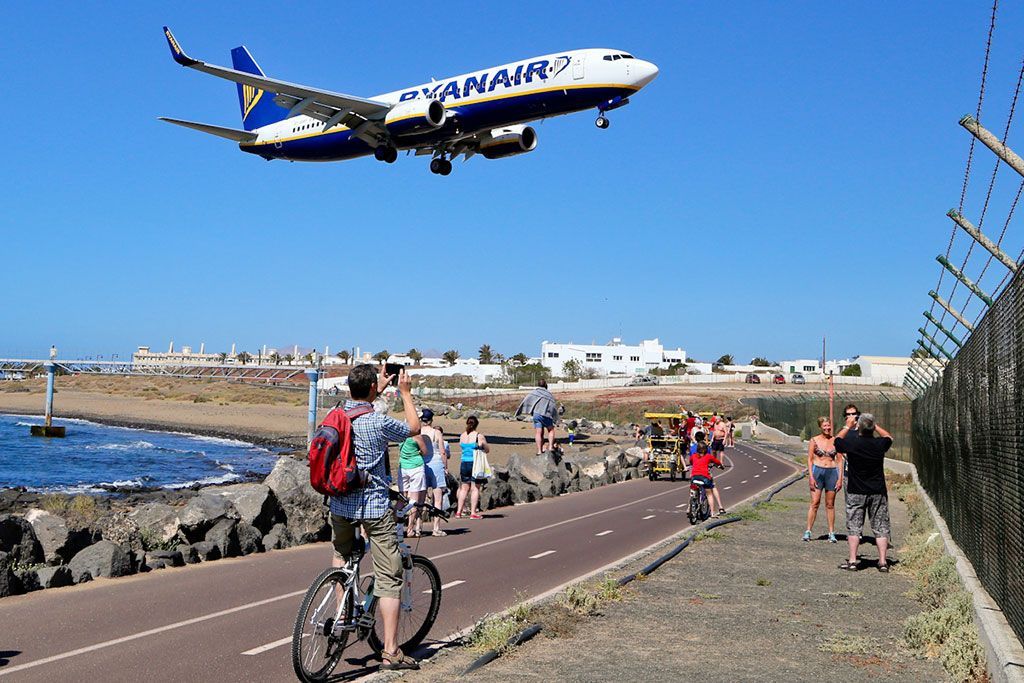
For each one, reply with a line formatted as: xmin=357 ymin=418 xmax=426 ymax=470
xmin=159 ymin=117 xmax=258 ymax=142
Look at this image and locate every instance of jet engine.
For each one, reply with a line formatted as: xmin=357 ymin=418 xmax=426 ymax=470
xmin=384 ymin=98 xmax=446 ymax=136
xmin=479 ymin=125 xmax=537 ymax=159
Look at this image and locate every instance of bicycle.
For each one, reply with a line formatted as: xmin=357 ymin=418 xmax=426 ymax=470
xmin=291 ymin=478 xmax=449 ymax=682
xmin=687 ymin=464 xmax=725 ymax=524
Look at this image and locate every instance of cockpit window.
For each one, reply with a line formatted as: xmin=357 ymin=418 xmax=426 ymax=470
xmin=603 ymin=55 xmax=612 ymax=61
xmin=612 ymin=54 xmax=621 ymax=60
xmin=620 ymin=54 xmax=634 ymax=59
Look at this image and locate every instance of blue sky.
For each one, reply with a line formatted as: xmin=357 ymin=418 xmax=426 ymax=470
xmin=3 ymin=2 xmax=1023 ymax=363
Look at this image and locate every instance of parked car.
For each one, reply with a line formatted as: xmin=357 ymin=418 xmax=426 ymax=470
xmin=745 ymin=373 xmax=761 ymax=384
xmin=792 ymin=373 xmax=806 ymax=384
xmin=772 ymin=374 xmax=786 ymax=384
xmin=627 ymin=375 xmax=660 ymax=386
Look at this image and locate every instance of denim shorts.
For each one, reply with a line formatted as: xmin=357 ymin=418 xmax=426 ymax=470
xmin=533 ymin=415 xmax=554 ymax=429
xmin=812 ymin=465 xmax=840 ymax=491
xmin=460 ymin=460 xmax=485 ymax=483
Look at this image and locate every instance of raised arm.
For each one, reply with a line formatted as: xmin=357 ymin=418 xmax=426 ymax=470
xmin=397 ymin=369 xmax=421 ymax=436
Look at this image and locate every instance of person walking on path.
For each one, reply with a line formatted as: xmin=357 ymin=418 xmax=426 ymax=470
xmin=456 ymin=416 xmax=490 ymax=520
xmin=835 ymin=412 xmax=894 ymax=572
xmin=515 ymin=379 xmax=559 ymax=454
xmin=419 ymin=409 xmax=449 ymax=537
xmin=328 ymin=363 xmax=421 ymax=670
xmin=725 ymin=417 xmax=735 ymax=448
xmin=804 ymin=417 xmax=843 ymax=543
xmin=711 ymin=418 xmax=728 ymax=458
xmin=398 ymin=434 xmax=428 ymax=537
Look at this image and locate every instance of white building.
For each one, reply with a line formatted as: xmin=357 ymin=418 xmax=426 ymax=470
xmin=779 ymin=359 xmax=822 ymax=375
xmin=540 ymin=338 xmax=686 ymax=377
xmin=853 ymin=356 xmax=918 ymax=384
xmin=133 ymin=341 xmax=224 ymax=365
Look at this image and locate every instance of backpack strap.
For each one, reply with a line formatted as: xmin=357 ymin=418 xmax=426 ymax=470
xmin=345 ymin=405 xmax=374 ymax=421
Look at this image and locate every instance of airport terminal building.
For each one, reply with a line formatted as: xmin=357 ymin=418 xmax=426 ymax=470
xmin=540 ymin=338 xmax=686 ymax=377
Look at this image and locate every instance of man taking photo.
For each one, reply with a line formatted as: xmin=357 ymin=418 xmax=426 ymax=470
xmin=834 ymin=411 xmax=893 ymax=573
xmin=330 ymin=363 xmax=421 ymax=670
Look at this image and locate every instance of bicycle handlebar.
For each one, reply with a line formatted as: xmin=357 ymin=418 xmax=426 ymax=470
xmin=367 ymin=473 xmax=451 ymax=521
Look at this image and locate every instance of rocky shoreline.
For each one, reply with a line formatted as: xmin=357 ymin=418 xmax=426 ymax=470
xmin=0 ymin=404 xmax=642 ymax=598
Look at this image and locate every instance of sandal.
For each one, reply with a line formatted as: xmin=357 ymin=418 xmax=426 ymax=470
xmin=432 ymin=529 xmax=447 ymax=537
xmin=380 ymin=649 xmax=420 ymax=671
xmin=406 ymin=530 xmax=420 ymax=538
xmin=838 ymin=560 xmax=859 ymax=571
xmin=877 ymin=563 xmax=890 ymax=573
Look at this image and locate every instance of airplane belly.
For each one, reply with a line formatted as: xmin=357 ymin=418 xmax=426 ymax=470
xmin=454 ymin=85 xmax=634 ymax=133
xmin=241 ymin=129 xmax=374 ymax=162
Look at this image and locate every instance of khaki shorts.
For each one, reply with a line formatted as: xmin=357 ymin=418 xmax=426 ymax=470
xmin=331 ymin=513 xmax=403 ymax=599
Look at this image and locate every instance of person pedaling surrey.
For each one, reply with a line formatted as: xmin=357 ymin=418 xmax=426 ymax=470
xmin=689 ymin=442 xmax=726 ymax=516
xmin=804 ymin=417 xmax=844 ymax=543
xmin=456 ymin=416 xmax=489 ymax=520
xmin=418 ymin=409 xmax=449 ymax=537
xmin=328 ymin=363 xmax=422 ymax=671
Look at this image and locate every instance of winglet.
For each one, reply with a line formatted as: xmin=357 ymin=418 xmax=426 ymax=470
xmin=163 ymin=26 xmax=199 ymax=66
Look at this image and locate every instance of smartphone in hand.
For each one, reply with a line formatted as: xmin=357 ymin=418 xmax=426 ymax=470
xmin=384 ymin=363 xmax=405 ymax=387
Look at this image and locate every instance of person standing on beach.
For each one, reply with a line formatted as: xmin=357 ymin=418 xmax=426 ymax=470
xmin=515 ymin=379 xmax=559 ymax=455
xmin=329 ymin=363 xmax=421 ymax=670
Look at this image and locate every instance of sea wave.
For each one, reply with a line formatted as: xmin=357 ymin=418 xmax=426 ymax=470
xmin=86 ymin=440 xmax=157 ymax=451
xmin=163 ymin=473 xmax=243 ymax=489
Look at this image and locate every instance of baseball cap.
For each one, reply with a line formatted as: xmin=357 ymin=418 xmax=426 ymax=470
xmin=420 ymin=408 xmax=434 ymax=422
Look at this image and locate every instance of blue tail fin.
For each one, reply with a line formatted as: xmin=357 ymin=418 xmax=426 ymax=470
xmin=231 ymin=46 xmax=287 ymax=131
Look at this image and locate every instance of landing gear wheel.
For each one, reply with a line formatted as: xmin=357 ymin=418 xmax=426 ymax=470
xmin=596 ymin=115 xmax=610 ymax=129
xmin=439 ymin=159 xmax=452 ymax=175
xmin=430 ymin=158 xmax=453 ymax=175
xmin=374 ymin=146 xmax=398 ymax=163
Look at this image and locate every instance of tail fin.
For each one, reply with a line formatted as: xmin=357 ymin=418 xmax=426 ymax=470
xmin=231 ymin=46 xmax=287 ymax=131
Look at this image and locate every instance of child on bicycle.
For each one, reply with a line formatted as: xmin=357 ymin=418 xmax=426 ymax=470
xmin=689 ymin=442 xmax=726 ymax=516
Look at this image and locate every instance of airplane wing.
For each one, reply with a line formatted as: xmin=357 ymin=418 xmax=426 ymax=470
xmin=158 ymin=117 xmax=258 ymax=142
xmin=162 ymin=27 xmax=391 ymax=130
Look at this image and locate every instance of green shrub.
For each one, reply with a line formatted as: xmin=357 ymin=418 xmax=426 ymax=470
xmin=910 ymin=555 xmax=958 ymax=609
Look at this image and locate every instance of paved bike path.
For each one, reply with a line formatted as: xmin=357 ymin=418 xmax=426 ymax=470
xmin=0 ymin=443 xmax=797 ymax=681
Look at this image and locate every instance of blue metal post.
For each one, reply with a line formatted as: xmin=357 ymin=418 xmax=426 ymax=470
xmin=305 ymin=368 xmax=320 ymax=445
xmin=44 ymin=361 xmax=55 ymax=427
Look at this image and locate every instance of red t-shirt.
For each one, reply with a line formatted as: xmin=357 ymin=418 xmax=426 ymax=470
xmin=690 ymin=452 xmax=723 ymax=479
xmin=685 ymin=417 xmax=696 ymax=433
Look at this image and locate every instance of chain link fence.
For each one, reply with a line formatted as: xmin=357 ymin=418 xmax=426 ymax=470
xmin=746 ymin=392 xmax=913 ymax=462
xmin=912 ymin=267 xmax=1024 ymax=644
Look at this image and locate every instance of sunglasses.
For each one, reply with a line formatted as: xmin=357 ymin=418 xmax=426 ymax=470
xmin=844 ymin=412 xmax=860 ymax=417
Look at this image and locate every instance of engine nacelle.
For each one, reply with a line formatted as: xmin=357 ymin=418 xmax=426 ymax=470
xmin=384 ymin=98 xmax=446 ymax=137
xmin=479 ymin=125 xmax=538 ymax=159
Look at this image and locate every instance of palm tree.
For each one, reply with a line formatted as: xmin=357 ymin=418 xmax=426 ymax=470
xmin=216 ymin=352 xmax=228 ymax=364
xmin=269 ymin=352 xmax=281 ymax=366
xmin=510 ymin=353 xmax=528 ymax=366
xmin=407 ymin=348 xmax=423 ymax=364
xmin=493 ymin=353 xmax=506 ymax=364
xmin=373 ymin=350 xmax=390 ymax=363
xmin=442 ymin=349 xmax=460 ymax=366
xmin=283 ymin=353 xmax=295 ymax=366
xmin=716 ymin=354 xmax=734 ymax=365
xmin=237 ymin=351 xmax=252 ymax=365
xmin=337 ymin=350 xmax=351 ymax=364
xmin=303 ymin=352 xmax=314 ymax=365
xmin=478 ymin=344 xmax=494 ymax=364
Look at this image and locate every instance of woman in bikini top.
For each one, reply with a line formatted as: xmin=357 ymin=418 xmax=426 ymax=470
xmin=804 ymin=417 xmax=844 ymax=543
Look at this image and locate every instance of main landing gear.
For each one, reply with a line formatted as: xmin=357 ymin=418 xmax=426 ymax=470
xmin=374 ymin=145 xmax=398 ymax=163
xmin=595 ymin=115 xmax=610 ymax=129
xmin=429 ymin=157 xmax=453 ymax=176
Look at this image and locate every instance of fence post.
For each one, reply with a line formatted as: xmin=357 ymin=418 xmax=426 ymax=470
xmin=946 ymin=210 xmax=1019 ymax=273
xmin=959 ymin=114 xmax=1024 ymax=179
xmin=936 ymin=255 xmax=994 ymax=306
xmin=923 ymin=311 xmax=963 ymax=347
xmin=928 ymin=290 xmax=975 ymax=331
xmin=305 ymin=368 xmax=320 ymax=446
xmin=918 ymin=328 xmax=954 ymax=360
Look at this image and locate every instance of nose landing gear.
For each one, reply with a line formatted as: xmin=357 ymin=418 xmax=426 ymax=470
xmin=595 ymin=115 xmax=610 ymax=129
xmin=374 ymin=145 xmax=398 ymax=163
xmin=429 ymin=157 xmax=453 ymax=176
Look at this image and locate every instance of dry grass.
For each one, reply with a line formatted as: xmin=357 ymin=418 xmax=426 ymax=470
xmin=2 ymin=375 xmax=306 ymax=406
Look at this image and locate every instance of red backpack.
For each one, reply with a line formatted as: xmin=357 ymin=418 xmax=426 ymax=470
xmin=308 ymin=405 xmax=373 ymax=497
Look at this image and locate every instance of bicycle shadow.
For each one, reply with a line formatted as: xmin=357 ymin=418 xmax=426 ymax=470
xmin=0 ymin=651 xmax=21 ymax=667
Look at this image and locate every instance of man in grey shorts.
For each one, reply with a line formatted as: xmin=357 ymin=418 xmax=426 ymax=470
xmin=834 ymin=412 xmax=894 ymax=572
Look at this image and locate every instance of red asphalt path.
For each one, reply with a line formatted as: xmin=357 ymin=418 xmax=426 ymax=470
xmin=0 ymin=444 xmax=797 ymax=681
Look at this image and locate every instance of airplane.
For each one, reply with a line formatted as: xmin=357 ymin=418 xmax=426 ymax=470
xmin=160 ymin=27 xmax=658 ymax=175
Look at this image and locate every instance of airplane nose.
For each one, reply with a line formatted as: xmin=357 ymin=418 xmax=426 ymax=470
xmin=632 ymin=60 xmax=659 ymax=88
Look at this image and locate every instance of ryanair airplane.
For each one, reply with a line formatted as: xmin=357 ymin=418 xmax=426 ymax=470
xmin=161 ymin=27 xmax=658 ymax=175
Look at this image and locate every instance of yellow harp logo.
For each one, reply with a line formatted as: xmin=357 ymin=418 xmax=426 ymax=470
xmin=242 ymin=83 xmax=264 ymax=119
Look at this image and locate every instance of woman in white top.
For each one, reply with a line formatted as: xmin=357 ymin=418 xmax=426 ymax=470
xmin=419 ymin=409 xmax=450 ymax=537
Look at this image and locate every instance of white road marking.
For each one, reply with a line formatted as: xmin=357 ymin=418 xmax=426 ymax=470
xmin=595 ymin=530 xmax=614 ymax=537
xmin=242 ymin=637 xmax=292 ymax=656
xmin=0 ymin=589 xmax=307 ymax=676
xmin=642 ymin=514 xmax=656 ymax=520
xmin=530 ymin=550 xmax=556 ymax=559
xmin=675 ymin=503 xmax=687 ymax=508
xmin=724 ymin=486 xmax=733 ymax=490
xmin=438 ymin=580 xmax=465 ymax=591
xmin=741 ymin=480 xmax=748 ymax=484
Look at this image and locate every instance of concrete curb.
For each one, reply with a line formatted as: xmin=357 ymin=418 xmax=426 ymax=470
xmin=885 ymin=457 xmax=1024 ymax=683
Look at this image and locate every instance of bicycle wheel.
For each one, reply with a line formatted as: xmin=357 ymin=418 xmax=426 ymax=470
xmin=367 ymin=555 xmax=442 ymax=655
xmin=292 ymin=567 xmax=352 ymax=682
xmin=700 ymin=495 xmax=711 ymax=521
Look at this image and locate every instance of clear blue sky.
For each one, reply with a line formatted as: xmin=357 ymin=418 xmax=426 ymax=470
xmin=3 ymin=2 xmax=1023 ymax=363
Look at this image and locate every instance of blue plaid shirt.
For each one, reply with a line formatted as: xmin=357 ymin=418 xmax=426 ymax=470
xmin=329 ymin=400 xmax=410 ymax=520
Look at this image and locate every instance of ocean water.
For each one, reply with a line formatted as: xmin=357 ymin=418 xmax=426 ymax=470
xmin=0 ymin=413 xmax=279 ymax=493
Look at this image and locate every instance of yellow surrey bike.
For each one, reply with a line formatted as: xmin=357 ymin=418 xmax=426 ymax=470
xmin=643 ymin=412 xmax=689 ymax=482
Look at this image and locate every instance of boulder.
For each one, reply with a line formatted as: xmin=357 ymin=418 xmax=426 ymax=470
xmin=261 ymin=523 xmax=293 ymax=552
xmin=178 ymin=492 xmax=239 ymax=541
xmin=577 ymin=475 xmax=595 ymax=491
xmin=264 ymin=457 xmax=328 ymax=544
xmin=146 ymin=549 xmax=184 ymax=568
xmin=235 ymin=522 xmax=262 ymax=555
xmin=16 ymin=568 xmax=41 ymax=592
xmin=624 ymin=447 xmax=645 ymax=469
xmin=205 ymin=483 xmax=280 ymax=532
xmin=204 ymin=518 xmax=240 ymax=558
xmin=176 ymin=543 xmax=199 ymax=564
xmin=0 ymin=515 xmax=43 ymax=565
xmin=68 ymin=540 xmax=134 ymax=583
xmin=623 ymin=467 xmax=640 ymax=481
xmin=145 ymin=558 xmax=169 ymax=571
xmin=579 ymin=458 xmax=609 ymax=481
xmin=24 ymin=509 xmax=86 ymax=565
xmin=0 ymin=564 xmax=19 ymax=597
xmin=97 ymin=511 xmax=144 ymax=553
xmin=478 ymin=480 xmax=513 ymax=510
xmin=129 ymin=503 xmax=180 ymax=546
xmin=508 ymin=477 xmax=542 ymax=504
xmin=34 ymin=565 xmax=73 ymax=589
xmin=491 ymin=466 xmax=511 ymax=483
xmin=191 ymin=541 xmax=221 ymax=562
xmin=507 ymin=453 xmax=545 ymax=485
